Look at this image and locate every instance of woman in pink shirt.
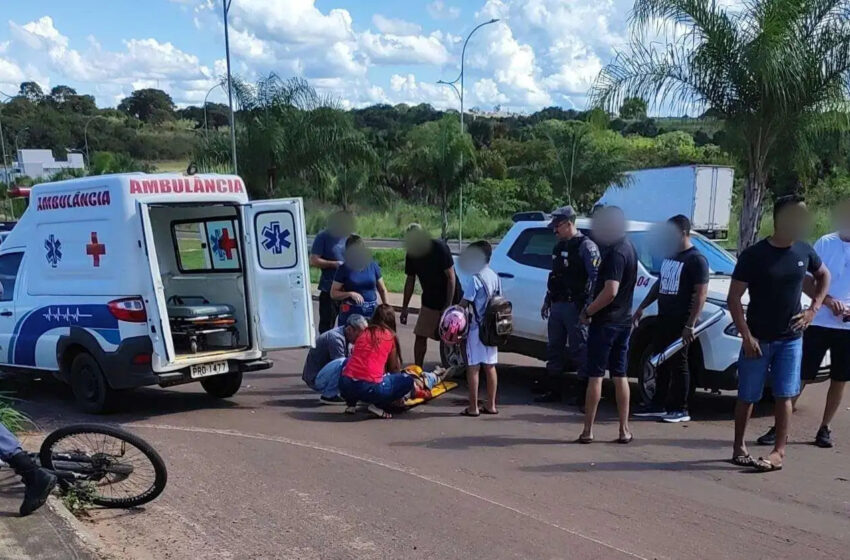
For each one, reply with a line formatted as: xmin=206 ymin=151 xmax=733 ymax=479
xmin=340 ymin=304 xmax=414 ymax=418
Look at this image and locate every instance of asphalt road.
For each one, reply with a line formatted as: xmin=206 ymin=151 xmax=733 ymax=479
xmin=12 ymin=318 xmax=850 ymax=560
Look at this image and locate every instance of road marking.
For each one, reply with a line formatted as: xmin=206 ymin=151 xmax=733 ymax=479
xmin=129 ymin=422 xmax=649 ymax=560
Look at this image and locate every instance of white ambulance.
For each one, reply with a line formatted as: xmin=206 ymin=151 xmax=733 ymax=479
xmin=0 ymin=173 xmax=315 ymax=412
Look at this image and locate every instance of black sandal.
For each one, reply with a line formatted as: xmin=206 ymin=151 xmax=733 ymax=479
xmin=731 ymin=454 xmax=755 ymax=467
xmin=481 ymin=408 xmax=499 ymax=415
xmin=460 ymin=408 xmax=480 ymax=417
xmin=753 ymin=457 xmax=783 ymax=472
xmin=578 ymin=433 xmax=594 ymax=444
xmin=617 ymin=433 xmax=634 ymax=444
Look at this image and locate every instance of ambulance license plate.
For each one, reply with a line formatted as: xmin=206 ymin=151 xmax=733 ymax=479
xmin=190 ymin=361 xmax=229 ymax=379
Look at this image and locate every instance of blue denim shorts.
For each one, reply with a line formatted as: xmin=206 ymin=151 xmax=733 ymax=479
xmin=737 ymin=337 xmax=803 ymax=403
xmin=580 ymin=322 xmax=632 ymax=379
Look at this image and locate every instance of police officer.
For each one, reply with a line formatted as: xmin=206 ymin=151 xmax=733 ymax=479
xmin=538 ymin=206 xmax=600 ymax=404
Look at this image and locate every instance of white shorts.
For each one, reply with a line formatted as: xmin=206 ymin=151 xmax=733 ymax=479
xmin=466 ymin=325 xmax=498 ymax=366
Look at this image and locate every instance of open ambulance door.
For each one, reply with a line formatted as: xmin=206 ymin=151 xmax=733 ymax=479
xmin=241 ymin=199 xmax=315 ymax=351
xmin=138 ymin=202 xmax=177 ymax=365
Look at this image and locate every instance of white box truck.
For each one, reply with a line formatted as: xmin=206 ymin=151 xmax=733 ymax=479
xmin=597 ymin=165 xmax=734 ymax=238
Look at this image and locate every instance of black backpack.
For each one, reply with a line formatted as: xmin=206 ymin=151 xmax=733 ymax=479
xmin=473 ymin=273 xmax=513 ymax=347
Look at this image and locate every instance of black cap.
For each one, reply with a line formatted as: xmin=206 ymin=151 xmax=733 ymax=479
xmin=548 ymin=205 xmax=577 ymax=228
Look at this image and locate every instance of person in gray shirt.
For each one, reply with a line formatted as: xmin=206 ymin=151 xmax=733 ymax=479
xmin=302 ymin=314 xmax=367 ymax=404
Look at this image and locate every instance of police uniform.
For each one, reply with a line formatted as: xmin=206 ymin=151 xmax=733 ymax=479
xmin=545 ymin=233 xmax=600 ymax=380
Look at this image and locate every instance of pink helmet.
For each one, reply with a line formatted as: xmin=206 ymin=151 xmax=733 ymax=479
xmin=439 ymin=305 xmax=468 ymax=346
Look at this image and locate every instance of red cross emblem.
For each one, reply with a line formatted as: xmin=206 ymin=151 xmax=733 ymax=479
xmin=218 ymin=228 xmax=237 ymax=260
xmin=86 ymin=232 xmax=106 ymax=267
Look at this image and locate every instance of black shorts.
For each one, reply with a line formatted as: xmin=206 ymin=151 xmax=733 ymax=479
xmin=802 ymin=326 xmax=850 ymax=382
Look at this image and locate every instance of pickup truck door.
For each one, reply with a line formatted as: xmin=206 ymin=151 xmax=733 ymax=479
xmin=491 ymin=227 xmax=552 ymax=341
xmin=241 ymin=199 xmax=315 ymax=351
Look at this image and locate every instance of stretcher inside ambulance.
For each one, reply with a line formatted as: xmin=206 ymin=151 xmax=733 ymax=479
xmin=0 ymin=173 xmax=315 ymax=412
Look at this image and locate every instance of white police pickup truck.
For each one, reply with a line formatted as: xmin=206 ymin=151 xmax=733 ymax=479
xmin=0 ymin=173 xmax=315 ymax=412
xmin=445 ymin=217 xmax=748 ymax=403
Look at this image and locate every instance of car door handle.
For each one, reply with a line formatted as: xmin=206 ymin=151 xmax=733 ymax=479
xmin=498 ymin=273 xmax=515 ymax=279
xmin=0 ymin=311 xmax=12 ymax=317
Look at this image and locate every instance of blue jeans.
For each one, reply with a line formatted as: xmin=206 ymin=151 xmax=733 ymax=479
xmin=737 ymin=337 xmax=803 ymax=403
xmin=338 ymin=300 xmax=378 ymax=327
xmin=546 ymin=301 xmax=588 ymax=376
xmin=315 ymin=358 xmax=346 ymax=398
xmin=580 ymin=322 xmax=632 ymax=378
xmin=0 ymin=423 xmax=22 ymax=461
xmin=339 ymin=373 xmax=414 ymax=409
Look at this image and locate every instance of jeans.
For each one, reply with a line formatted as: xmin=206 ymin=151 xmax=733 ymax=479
xmin=339 ymin=373 xmax=414 ymax=409
xmin=651 ymin=317 xmax=690 ymax=411
xmin=318 ymin=291 xmax=340 ymax=334
xmin=315 ymin=358 xmax=346 ymax=398
xmin=546 ymin=301 xmax=588 ymax=377
xmin=580 ymin=322 xmax=632 ymax=378
xmin=0 ymin=423 xmax=22 ymax=461
xmin=338 ymin=300 xmax=378 ymax=328
xmin=737 ymin=337 xmax=803 ymax=403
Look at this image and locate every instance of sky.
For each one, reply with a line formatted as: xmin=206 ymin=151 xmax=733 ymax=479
xmin=0 ymin=0 xmax=706 ymax=113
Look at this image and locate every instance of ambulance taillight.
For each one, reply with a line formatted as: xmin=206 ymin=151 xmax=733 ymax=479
xmin=108 ymin=297 xmax=147 ymax=323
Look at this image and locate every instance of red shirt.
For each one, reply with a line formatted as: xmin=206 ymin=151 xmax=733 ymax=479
xmin=343 ymin=327 xmax=396 ymax=384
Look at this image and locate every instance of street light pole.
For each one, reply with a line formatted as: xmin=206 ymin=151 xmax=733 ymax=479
xmin=13 ymin=127 xmax=28 ymax=155
xmin=0 ymin=91 xmax=14 ymax=220
xmin=437 ymin=18 xmax=499 ymax=250
xmin=84 ymin=115 xmax=106 ymax=169
xmin=222 ymin=0 xmax=238 ymax=174
xmin=203 ymin=82 xmax=223 ymax=137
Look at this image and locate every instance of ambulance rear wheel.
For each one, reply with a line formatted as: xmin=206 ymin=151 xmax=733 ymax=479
xmin=70 ymin=353 xmax=115 ymax=414
xmin=201 ymin=371 xmax=243 ymax=399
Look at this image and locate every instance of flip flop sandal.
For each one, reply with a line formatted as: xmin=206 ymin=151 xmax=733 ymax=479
xmin=367 ymin=404 xmax=393 ymax=419
xmin=460 ymin=408 xmax=480 ymax=417
xmin=481 ymin=408 xmax=499 ymax=415
xmin=617 ymin=434 xmax=634 ymax=444
xmin=344 ymin=406 xmax=357 ymax=415
xmin=578 ymin=434 xmax=594 ymax=444
xmin=753 ymin=457 xmax=783 ymax=472
xmin=731 ymin=454 xmax=755 ymax=467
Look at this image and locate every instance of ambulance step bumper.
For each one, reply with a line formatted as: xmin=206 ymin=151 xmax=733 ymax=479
xmin=239 ymin=359 xmax=273 ymax=372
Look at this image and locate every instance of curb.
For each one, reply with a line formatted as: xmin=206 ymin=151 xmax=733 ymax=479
xmin=45 ymin=496 xmax=107 ymax=560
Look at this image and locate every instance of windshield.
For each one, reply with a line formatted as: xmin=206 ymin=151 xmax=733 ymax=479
xmin=627 ymin=231 xmax=736 ymax=276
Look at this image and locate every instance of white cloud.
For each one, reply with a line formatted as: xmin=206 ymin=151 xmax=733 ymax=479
xmin=427 ymin=1 xmax=461 ymax=20
xmin=372 ymin=14 xmax=421 ymax=35
xmin=473 ymin=78 xmax=508 ymax=105
xmin=389 ymin=73 xmax=457 ymax=108
xmin=359 ymin=31 xmax=450 ymax=66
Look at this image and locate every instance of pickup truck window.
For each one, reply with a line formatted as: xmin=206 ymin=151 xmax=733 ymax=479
xmin=507 ymin=228 xmax=556 ymax=269
xmin=0 ymin=252 xmax=23 ymax=301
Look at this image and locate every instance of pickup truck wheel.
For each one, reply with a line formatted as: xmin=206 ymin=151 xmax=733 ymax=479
xmin=439 ymin=340 xmax=466 ymax=368
xmin=70 ymin=353 xmax=115 ymax=414
xmin=201 ymin=371 xmax=243 ymax=398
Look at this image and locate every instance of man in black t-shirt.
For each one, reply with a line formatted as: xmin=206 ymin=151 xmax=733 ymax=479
xmin=634 ymin=215 xmax=709 ymax=422
xmin=401 ymin=224 xmax=457 ymax=366
xmin=577 ymin=206 xmax=637 ymax=444
xmin=728 ymin=195 xmax=830 ymax=472
xmin=538 ymin=206 xmax=600 ymax=404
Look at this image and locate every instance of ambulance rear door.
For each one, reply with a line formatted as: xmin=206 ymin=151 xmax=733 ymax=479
xmin=138 ymin=201 xmax=176 ymax=365
xmin=241 ymin=198 xmax=315 ymax=350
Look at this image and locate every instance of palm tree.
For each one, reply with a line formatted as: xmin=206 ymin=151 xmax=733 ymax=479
xmin=196 ymin=74 xmax=374 ymax=199
xmin=391 ymin=115 xmax=477 ymax=239
xmin=592 ymin=0 xmax=850 ymax=249
xmin=534 ymin=119 xmax=632 ymax=211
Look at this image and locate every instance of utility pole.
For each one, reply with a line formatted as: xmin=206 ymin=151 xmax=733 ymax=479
xmin=223 ymin=0 xmax=238 ymax=174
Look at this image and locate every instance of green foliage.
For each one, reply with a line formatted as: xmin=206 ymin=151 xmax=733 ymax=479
xmin=594 ymin=0 xmax=850 ymax=250
xmin=90 ymin=151 xmax=155 ymax=175
xmin=0 ymin=393 xmax=31 ymax=434
xmin=619 ymin=96 xmax=648 ymax=120
xmin=118 ymin=88 xmax=176 ymax=124
xmin=61 ymin=481 xmax=95 ymax=517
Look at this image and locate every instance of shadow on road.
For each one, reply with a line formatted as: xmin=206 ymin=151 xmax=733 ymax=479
xmin=521 ymin=458 xmax=735 ymax=474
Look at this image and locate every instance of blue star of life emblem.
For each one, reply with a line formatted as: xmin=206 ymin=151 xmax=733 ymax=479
xmin=45 ymin=234 xmax=62 ymax=268
xmin=261 ymin=221 xmax=291 ymax=255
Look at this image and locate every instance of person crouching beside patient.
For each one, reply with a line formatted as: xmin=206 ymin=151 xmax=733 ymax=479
xmin=339 ymin=304 xmax=414 ymax=419
xmin=302 ymin=314 xmax=368 ymax=404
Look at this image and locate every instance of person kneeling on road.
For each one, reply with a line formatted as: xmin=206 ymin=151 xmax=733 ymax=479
xmin=339 ymin=304 xmax=414 ymax=419
xmin=302 ymin=315 xmax=368 ymax=405
xmin=0 ymin=423 xmax=57 ymax=516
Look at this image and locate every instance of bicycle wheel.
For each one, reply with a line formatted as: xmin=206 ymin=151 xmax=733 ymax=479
xmin=39 ymin=424 xmax=167 ymax=508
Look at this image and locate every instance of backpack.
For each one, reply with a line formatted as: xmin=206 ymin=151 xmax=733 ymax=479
xmin=473 ymin=272 xmax=513 ymax=347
